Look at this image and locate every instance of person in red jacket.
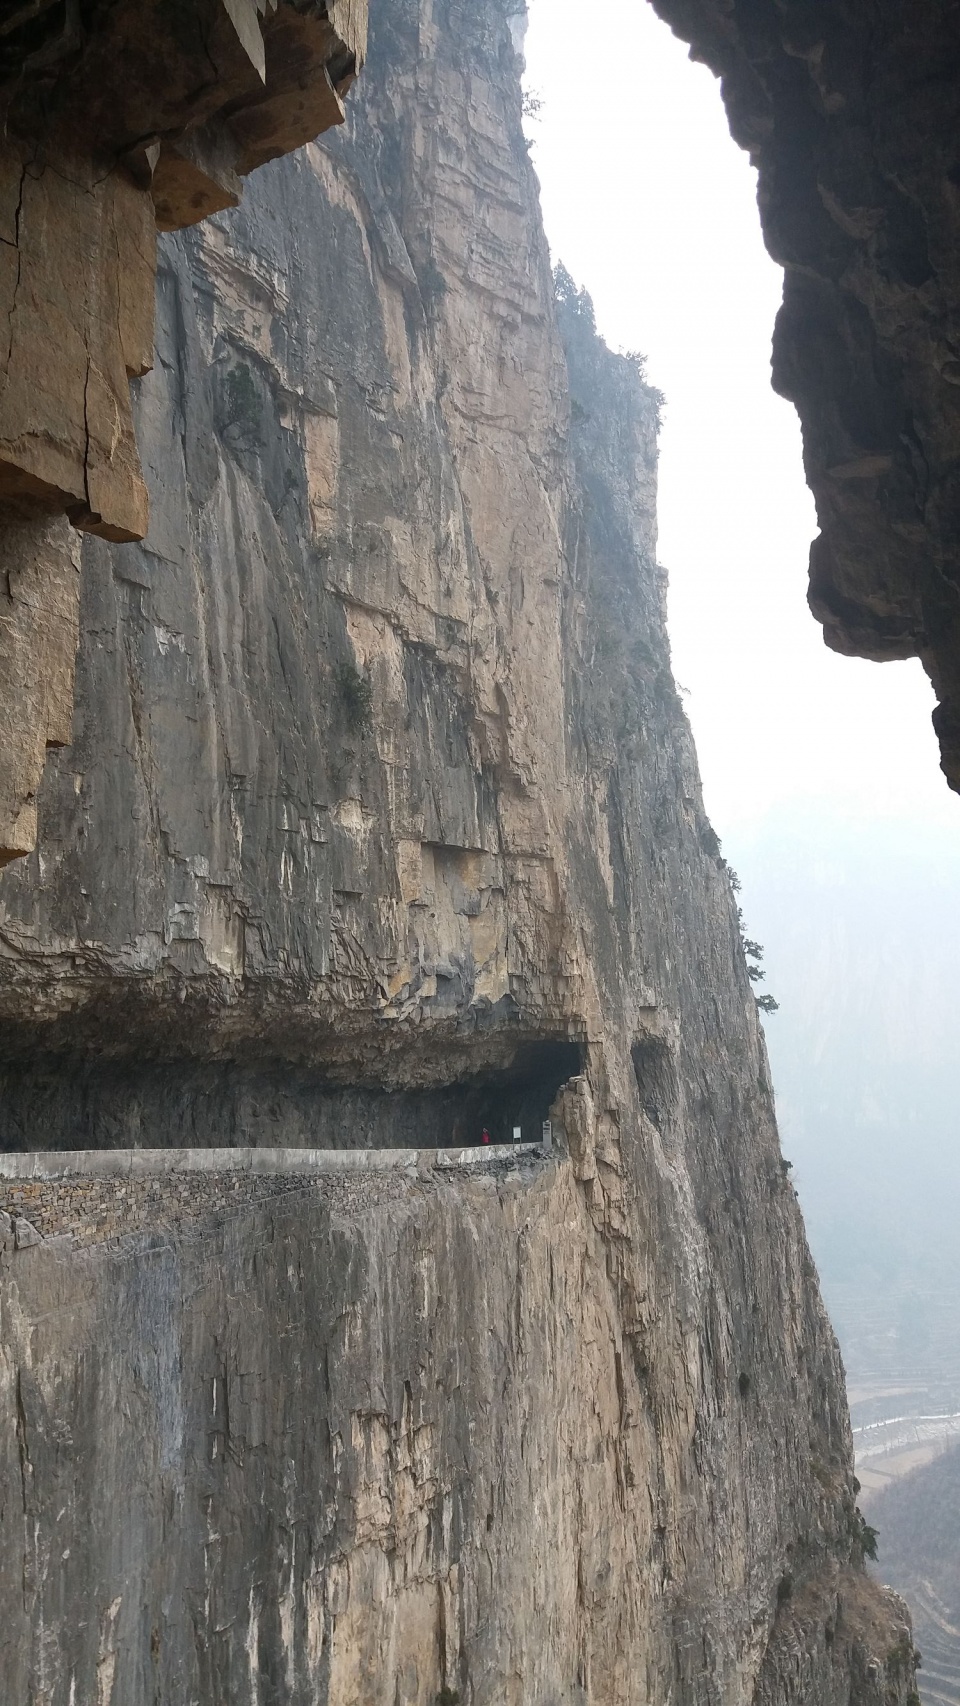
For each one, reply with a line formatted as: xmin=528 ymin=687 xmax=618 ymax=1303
xmin=481 ymin=1127 xmax=491 ymax=1145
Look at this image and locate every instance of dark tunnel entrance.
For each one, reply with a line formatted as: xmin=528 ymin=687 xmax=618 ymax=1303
xmin=0 ymin=1039 xmax=586 ymax=1153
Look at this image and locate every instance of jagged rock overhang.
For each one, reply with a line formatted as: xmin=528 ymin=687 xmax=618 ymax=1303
xmin=0 ymin=0 xmax=368 ymax=537
xmin=0 ymin=0 xmax=368 ymax=866
xmin=650 ymin=0 xmax=960 ymax=790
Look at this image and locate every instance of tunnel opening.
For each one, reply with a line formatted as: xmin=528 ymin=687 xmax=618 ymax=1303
xmin=0 ymin=1039 xmax=585 ymax=1154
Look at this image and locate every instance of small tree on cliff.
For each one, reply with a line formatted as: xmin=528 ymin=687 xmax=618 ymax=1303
xmin=553 ymin=262 xmax=596 ymax=329
xmin=717 ymin=848 xmax=779 ymax=1012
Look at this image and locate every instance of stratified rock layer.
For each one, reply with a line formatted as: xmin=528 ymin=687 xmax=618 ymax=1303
xmin=651 ymin=0 xmax=960 ymax=790
xmin=0 ymin=0 xmax=367 ymax=537
xmin=0 ymin=0 xmax=916 ymax=1699
xmin=0 ymin=0 xmax=366 ymax=863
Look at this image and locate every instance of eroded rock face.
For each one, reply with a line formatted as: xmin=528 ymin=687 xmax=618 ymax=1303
xmin=0 ymin=0 xmax=916 ymax=1699
xmin=0 ymin=0 xmax=366 ymax=861
xmin=0 ymin=0 xmax=367 ymax=535
xmin=651 ymin=0 xmax=960 ymax=790
xmin=0 ymin=1159 xmax=915 ymax=1705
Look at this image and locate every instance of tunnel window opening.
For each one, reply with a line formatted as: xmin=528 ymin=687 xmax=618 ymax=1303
xmin=0 ymin=1039 xmax=586 ymax=1154
xmin=424 ymin=1039 xmax=584 ymax=1149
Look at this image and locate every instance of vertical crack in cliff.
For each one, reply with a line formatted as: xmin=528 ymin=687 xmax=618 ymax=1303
xmin=3 ymin=159 xmax=28 ymax=382
xmin=14 ymin=1368 xmax=31 ymax=1612
xmin=80 ymin=353 xmax=94 ymax=517
xmin=14 ymin=1368 xmax=29 ymax=1517
xmin=119 ymin=590 xmax=167 ymax=863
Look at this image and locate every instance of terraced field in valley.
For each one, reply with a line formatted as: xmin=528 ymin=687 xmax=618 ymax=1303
xmin=866 ymin=1442 xmax=960 ymax=1706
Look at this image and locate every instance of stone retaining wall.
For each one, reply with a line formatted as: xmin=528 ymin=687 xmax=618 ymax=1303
xmin=0 ymin=1142 xmax=547 ymax=1249
xmin=0 ymin=1140 xmax=544 ymax=1179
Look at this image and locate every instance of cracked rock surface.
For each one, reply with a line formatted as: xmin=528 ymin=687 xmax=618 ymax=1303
xmin=0 ymin=0 xmax=367 ymax=863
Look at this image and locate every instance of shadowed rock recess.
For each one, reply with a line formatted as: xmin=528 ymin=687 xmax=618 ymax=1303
xmin=0 ymin=1 xmax=917 ymax=1702
xmin=651 ymin=0 xmax=960 ymax=791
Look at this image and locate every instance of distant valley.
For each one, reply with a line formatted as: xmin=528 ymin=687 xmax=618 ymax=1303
xmin=865 ymin=1443 xmax=960 ymax=1706
xmin=727 ymin=807 xmax=960 ymax=1706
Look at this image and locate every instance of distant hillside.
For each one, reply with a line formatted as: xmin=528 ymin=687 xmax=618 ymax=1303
xmin=727 ymin=809 xmax=960 ymax=1352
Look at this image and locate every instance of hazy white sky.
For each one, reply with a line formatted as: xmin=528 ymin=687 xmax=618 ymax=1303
xmin=524 ymin=0 xmax=960 ymax=842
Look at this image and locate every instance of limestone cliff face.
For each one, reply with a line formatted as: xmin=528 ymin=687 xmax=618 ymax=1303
xmin=0 ymin=1157 xmax=916 ymax=1706
xmin=650 ymin=0 xmax=960 ymax=792
xmin=0 ymin=0 xmax=366 ymax=864
xmin=0 ymin=0 xmax=915 ymax=1700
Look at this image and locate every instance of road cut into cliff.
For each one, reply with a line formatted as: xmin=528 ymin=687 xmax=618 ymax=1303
xmin=0 ymin=0 xmax=919 ymax=1700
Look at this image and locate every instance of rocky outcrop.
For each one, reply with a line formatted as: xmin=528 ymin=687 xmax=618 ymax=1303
xmin=754 ymin=1565 xmax=920 ymax=1706
xmin=0 ymin=0 xmax=366 ymax=863
xmin=0 ymin=0 xmax=916 ymax=1699
xmin=651 ymin=0 xmax=960 ymax=791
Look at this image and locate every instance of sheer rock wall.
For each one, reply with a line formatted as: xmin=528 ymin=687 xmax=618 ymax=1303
xmin=0 ymin=0 xmax=916 ymax=1699
xmin=0 ymin=1153 xmax=915 ymax=1706
xmin=651 ymin=0 xmax=960 ymax=790
xmin=0 ymin=0 xmax=366 ymax=864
